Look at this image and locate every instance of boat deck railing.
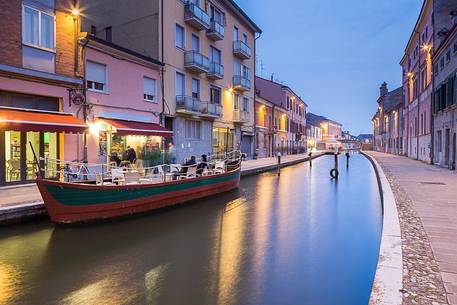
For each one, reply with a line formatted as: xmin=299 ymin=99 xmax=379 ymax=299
xmin=38 ymin=150 xmax=242 ymax=185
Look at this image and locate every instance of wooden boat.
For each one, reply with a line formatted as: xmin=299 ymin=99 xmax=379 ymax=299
xmin=35 ymin=160 xmax=241 ymax=224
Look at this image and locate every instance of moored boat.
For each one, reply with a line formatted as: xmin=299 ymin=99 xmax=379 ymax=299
xmin=35 ymin=154 xmax=241 ymax=224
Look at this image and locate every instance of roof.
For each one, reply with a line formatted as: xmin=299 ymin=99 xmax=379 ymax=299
xmin=255 ymin=76 xmax=307 ymax=107
xmin=382 ymin=87 xmax=403 ymax=113
xmin=306 ymin=112 xmax=342 ymax=127
xmin=82 ymin=34 xmax=164 ymax=67
xmin=226 ymin=0 xmax=262 ymax=33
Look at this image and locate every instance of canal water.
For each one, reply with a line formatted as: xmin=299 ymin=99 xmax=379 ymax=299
xmin=0 ymin=154 xmax=382 ymax=305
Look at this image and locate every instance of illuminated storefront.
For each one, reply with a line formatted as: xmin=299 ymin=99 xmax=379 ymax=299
xmin=90 ymin=118 xmax=173 ymax=167
xmin=0 ymin=106 xmax=87 ymax=186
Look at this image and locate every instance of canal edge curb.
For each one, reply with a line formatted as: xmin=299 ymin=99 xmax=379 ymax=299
xmin=240 ymin=152 xmax=328 ymax=177
xmin=362 ymin=151 xmax=403 ymax=305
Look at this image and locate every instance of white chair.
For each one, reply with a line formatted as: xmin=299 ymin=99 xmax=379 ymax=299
xmin=139 ymin=165 xmax=164 ymax=184
xmin=213 ymin=161 xmax=225 ymax=174
xmin=95 ymin=172 xmax=113 ymax=186
xmin=111 ymin=168 xmax=125 ymax=184
xmin=124 ymin=171 xmax=141 ymax=184
xmin=180 ymin=165 xmax=197 ymax=179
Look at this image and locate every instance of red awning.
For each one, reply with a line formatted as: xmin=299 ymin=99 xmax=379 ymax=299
xmin=99 ymin=118 xmax=173 ymax=138
xmin=0 ymin=107 xmax=87 ymax=133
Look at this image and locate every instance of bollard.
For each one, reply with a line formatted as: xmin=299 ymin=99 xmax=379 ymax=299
xmin=277 ymin=152 xmax=281 ymax=176
xmin=330 ymin=152 xmax=339 ymax=179
xmin=308 ymin=151 xmax=312 ymax=167
xmin=345 ymin=152 xmax=350 ymax=168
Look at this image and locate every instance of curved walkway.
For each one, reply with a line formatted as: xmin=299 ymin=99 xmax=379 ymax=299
xmin=367 ymin=151 xmax=456 ymax=305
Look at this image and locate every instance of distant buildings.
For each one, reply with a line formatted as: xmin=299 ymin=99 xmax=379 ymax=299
xmin=306 ymin=113 xmax=342 ymax=150
xmin=372 ymin=83 xmax=403 ymax=154
xmin=372 ymin=0 xmax=457 ymax=171
xmin=255 ymin=76 xmax=307 ymax=156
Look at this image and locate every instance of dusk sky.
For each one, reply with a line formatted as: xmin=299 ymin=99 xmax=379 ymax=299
xmin=238 ymin=0 xmax=423 ymax=135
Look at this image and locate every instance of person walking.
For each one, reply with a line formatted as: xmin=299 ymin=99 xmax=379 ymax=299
xmin=168 ymin=142 xmax=177 ymax=164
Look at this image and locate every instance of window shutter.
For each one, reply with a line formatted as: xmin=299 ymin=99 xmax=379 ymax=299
xmin=447 ymin=77 xmax=453 ymax=107
xmin=87 ymin=61 xmax=106 ymax=84
xmin=144 ymin=77 xmax=156 ymax=96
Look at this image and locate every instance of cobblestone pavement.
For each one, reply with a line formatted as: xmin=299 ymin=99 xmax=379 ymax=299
xmin=368 ymin=151 xmax=457 ymax=305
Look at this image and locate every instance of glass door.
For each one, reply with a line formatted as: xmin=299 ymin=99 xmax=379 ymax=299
xmin=26 ymin=131 xmax=40 ymax=180
xmin=44 ymin=132 xmax=58 ymax=178
xmin=5 ymin=131 xmax=21 ymax=183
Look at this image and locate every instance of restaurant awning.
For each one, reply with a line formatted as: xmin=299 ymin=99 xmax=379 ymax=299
xmin=0 ymin=107 xmax=88 ymax=133
xmin=99 ymin=117 xmax=173 ymax=138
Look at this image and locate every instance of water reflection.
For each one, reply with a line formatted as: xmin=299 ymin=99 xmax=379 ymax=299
xmin=0 ymin=154 xmax=381 ymax=305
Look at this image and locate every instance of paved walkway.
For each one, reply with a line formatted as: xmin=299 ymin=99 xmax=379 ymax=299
xmin=368 ymin=151 xmax=457 ymax=305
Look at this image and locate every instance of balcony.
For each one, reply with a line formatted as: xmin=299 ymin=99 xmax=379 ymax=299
xmin=184 ymin=51 xmax=210 ymax=73
xmin=176 ymin=95 xmax=202 ymax=114
xmin=184 ymin=2 xmax=210 ymax=31
xmin=207 ymin=62 xmax=224 ymax=80
xmin=200 ymin=102 xmax=222 ymax=118
xmin=232 ymin=40 xmax=251 ymax=59
xmin=206 ymin=20 xmax=224 ymax=41
xmin=233 ymin=75 xmax=251 ymax=91
xmin=233 ymin=109 xmax=249 ymax=124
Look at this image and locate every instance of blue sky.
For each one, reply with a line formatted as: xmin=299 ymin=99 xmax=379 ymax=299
xmin=237 ymin=0 xmax=422 ymax=135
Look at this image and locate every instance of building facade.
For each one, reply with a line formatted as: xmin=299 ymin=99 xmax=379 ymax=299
xmin=80 ymin=0 xmax=261 ymax=162
xmin=255 ymin=76 xmax=307 ymax=155
xmin=372 ymin=83 xmax=404 ymax=154
xmin=0 ymin=0 xmax=87 ymax=186
xmin=400 ymin=0 xmax=433 ymax=162
xmin=80 ymin=35 xmax=172 ymax=167
xmin=305 ymin=113 xmax=323 ymax=151
xmin=432 ymin=2 xmax=457 ymax=170
xmin=254 ymin=95 xmax=273 ymax=158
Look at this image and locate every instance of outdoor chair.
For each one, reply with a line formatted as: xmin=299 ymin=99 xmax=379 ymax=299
xmin=213 ymin=161 xmax=226 ymax=174
xmin=180 ymin=165 xmax=197 ymax=179
xmin=111 ymin=168 xmax=125 ymax=184
xmin=124 ymin=171 xmax=141 ymax=184
xmin=95 ymin=172 xmax=114 ymax=186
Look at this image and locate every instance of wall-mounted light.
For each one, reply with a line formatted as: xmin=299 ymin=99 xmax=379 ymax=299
xmin=422 ymin=44 xmax=432 ymax=52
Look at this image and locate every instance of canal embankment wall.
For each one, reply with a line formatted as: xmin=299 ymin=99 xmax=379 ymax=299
xmin=362 ymin=151 xmax=403 ymax=305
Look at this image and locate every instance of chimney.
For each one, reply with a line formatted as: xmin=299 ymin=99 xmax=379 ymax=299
xmin=380 ymin=82 xmax=388 ymax=97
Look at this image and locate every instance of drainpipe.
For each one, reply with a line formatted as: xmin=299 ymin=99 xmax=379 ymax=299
xmin=160 ymin=0 xmax=165 ymax=128
xmin=253 ymin=32 xmax=262 ymax=158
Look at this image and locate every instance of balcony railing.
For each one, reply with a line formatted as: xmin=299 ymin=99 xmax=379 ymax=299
xmin=184 ymin=2 xmax=210 ymax=30
xmin=206 ymin=20 xmax=224 ymax=40
xmin=176 ymin=95 xmax=202 ymax=114
xmin=200 ymin=102 xmax=222 ymax=118
xmin=233 ymin=109 xmax=249 ymax=123
xmin=233 ymin=75 xmax=251 ymax=91
xmin=184 ymin=51 xmax=210 ymax=73
xmin=207 ymin=62 xmax=224 ymax=80
xmin=233 ymin=40 xmax=251 ymax=59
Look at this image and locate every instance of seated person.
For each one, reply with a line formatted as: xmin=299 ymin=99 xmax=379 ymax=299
xmin=180 ymin=156 xmax=196 ymax=174
xmin=197 ymin=154 xmax=208 ymax=175
xmin=110 ymin=152 xmax=121 ymax=166
xmin=119 ymin=149 xmax=131 ymax=167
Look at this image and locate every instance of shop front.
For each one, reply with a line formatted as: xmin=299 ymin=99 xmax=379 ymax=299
xmin=212 ymin=127 xmax=234 ymax=157
xmin=89 ymin=117 xmax=173 ymax=167
xmin=0 ymin=107 xmax=87 ymax=186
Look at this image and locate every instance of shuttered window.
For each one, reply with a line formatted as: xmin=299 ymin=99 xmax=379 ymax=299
xmin=143 ymin=77 xmax=156 ymax=102
xmin=86 ymin=61 xmax=107 ymax=92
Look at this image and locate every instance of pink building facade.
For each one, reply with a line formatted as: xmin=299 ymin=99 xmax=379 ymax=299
xmin=400 ymin=0 xmax=433 ymax=162
xmin=79 ymin=35 xmax=171 ymax=166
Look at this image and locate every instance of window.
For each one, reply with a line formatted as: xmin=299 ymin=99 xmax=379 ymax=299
xmin=233 ymin=26 xmax=239 ymax=41
xmin=234 ymin=93 xmax=239 ymax=110
xmin=454 ymin=41 xmax=457 ymax=55
xmin=243 ymin=33 xmax=248 ymax=44
xmin=191 ymin=34 xmax=199 ymax=52
xmin=446 ymin=50 xmax=451 ymax=63
xmin=434 ymin=63 xmax=439 ymax=76
xmin=23 ymin=5 xmax=55 ymax=50
xmin=440 ymin=57 xmax=445 ymax=69
xmin=421 ymin=65 xmax=426 ymax=90
xmin=437 ymin=130 xmax=442 ymax=153
xmin=86 ymin=61 xmax=107 ymax=92
xmin=143 ymin=77 xmax=156 ymax=102
xmin=105 ymin=26 xmax=112 ymax=42
xmin=175 ymin=24 xmax=185 ymax=49
xmin=210 ymin=86 xmax=221 ymax=104
xmin=185 ymin=120 xmax=201 ymax=139
xmin=233 ymin=60 xmax=241 ymax=75
xmin=210 ymin=46 xmax=221 ymax=63
xmin=210 ymin=5 xmax=224 ymax=24
xmin=191 ymin=78 xmax=200 ymax=99
xmin=242 ymin=96 xmax=249 ymax=112
xmin=175 ymin=72 xmax=185 ymax=96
